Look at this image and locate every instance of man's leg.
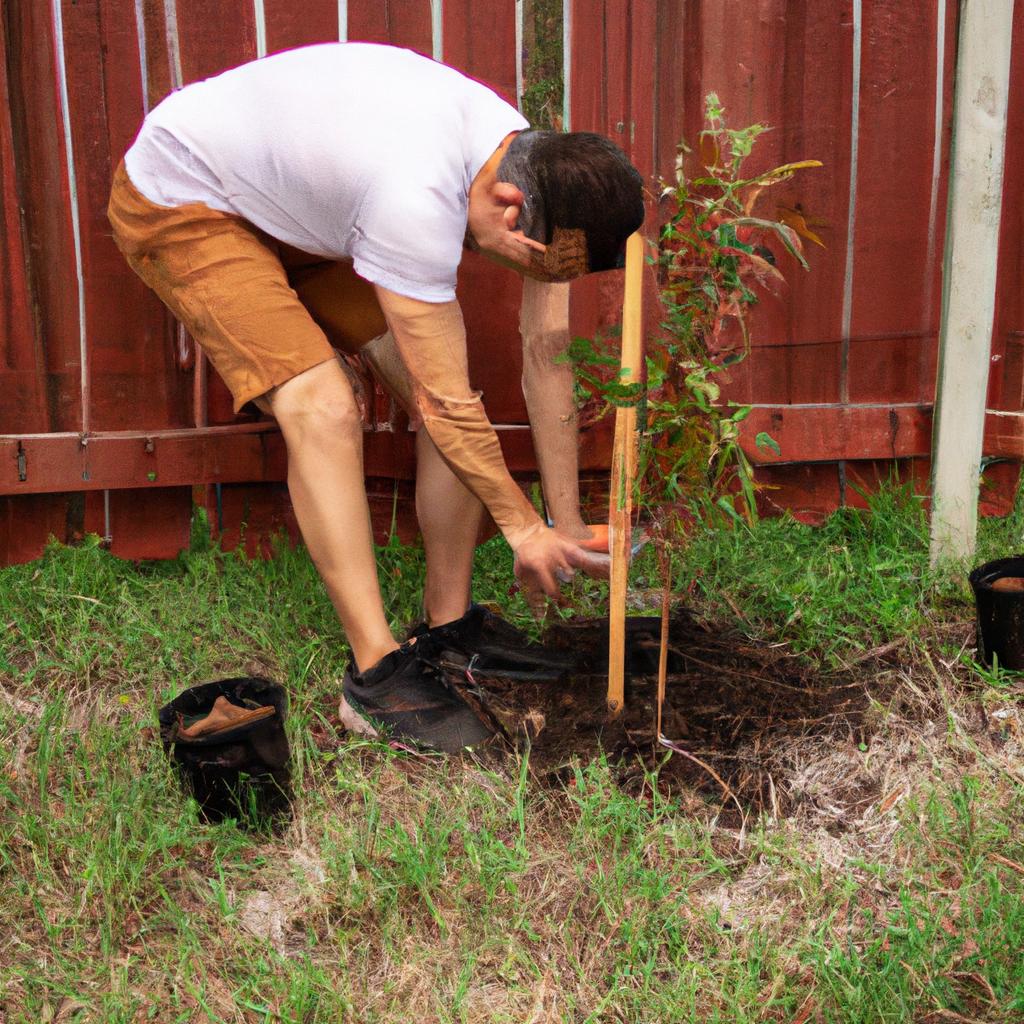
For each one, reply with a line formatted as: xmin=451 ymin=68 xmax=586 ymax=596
xmin=280 ymin=261 xmax=485 ymax=628
xmin=415 ymin=427 xmax=485 ymax=626
xmin=265 ymin=358 xmax=397 ymax=673
xmin=359 ymin=331 xmax=483 ymax=627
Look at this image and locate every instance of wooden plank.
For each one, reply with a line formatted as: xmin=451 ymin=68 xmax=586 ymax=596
xmin=919 ymin=0 xmax=958 ymax=406
xmin=567 ymin=0 xmax=603 ymax=134
xmin=458 ymin=258 xmax=529 ymax=427
xmin=930 ymin=0 xmax=1014 ymax=563
xmin=771 ymin=0 xmax=855 ymax=364
xmin=627 ymin=0 xmax=656 ymax=180
xmin=0 ymin=10 xmax=47 ymax=434
xmin=4 ymin=0 xmax=82 ymax=431
xmin=740 ymin=404 xmax=932 ymax=464
xmin=602 ymin=0 xmax=629 ymax=150
xmin=846 ymin=0 xmax=945 ymax=405
xmin=83 ymin=485 xmax=192 ymax=558
xmin=62 ymin=0 xmax=191 ymax=431
xmin=264 ymin=0 xmax=339 ymax=53
xmin=0 ymin=494 xmax=80 ymax=565
xmin=443 ymin=0 xmax=518 ymax=103
xmin=0 ymin=419 xmax=615 ymax=495
xmin=138 ymin=0 xmax=173 ymax=108
xmin=607 ymin=231 xmax=644 ymax=715
xmin=442 ymin=0 xmax=527 ymax=424
xmin=653 ymin=0 xmax=690 ymax=182
xmin=380 ymin=0 xmax=432 ymax=55
xmin=346 ymin=0 xmax=389 ymax=43
xmin=0 ymin=427 xmax=287 ymax=494
xmin=741 ymin=404 xmax=1024 ymax=467
xmin=847 ymin=332 xmax=938 ymax=404
xmin=991 ymin=1 xmax=1024 ymax=413
xmin=174 ymin=0 xmax=256 ymax=83
xmin=347 ymin=0 xmax=432 ymax=55
xmin=753 ymin=462 xmax=841 ymax=525
xmin=723 ymin=340 xmax=842 ymax=407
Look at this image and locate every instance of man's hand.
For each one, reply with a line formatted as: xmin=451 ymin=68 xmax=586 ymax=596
xmin=513 ymin=526 xmax=610 ymax=609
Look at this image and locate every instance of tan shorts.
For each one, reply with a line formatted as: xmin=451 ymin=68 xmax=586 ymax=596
xmin=107 ymin=161 xmax=388 ymax=413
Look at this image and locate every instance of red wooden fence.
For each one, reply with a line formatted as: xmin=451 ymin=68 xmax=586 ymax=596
xmin=2 ymin=0 xmax=1022 ymax=564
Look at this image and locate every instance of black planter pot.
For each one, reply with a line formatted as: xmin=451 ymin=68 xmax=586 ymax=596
xmin=158 ymin=676 xmax=291 ymax=825
xmin=969 ymin=556 xmax=1024 ymax=670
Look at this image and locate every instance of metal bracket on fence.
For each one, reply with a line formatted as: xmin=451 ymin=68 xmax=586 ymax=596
xmin=102 ymin=489 xmax=113 ymax=549
xmin=16 ymin=443 xmax=27 ymax=482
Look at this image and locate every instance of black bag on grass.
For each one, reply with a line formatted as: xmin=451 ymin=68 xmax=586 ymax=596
xmin=158 ymin=676 xmax=291 ymax=824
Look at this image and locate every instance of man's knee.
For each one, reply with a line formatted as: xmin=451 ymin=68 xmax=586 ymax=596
xmin=267 ymin=359 xmax=364 ymax=442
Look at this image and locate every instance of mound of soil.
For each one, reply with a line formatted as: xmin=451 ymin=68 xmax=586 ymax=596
xmin=464 ymin=609 xmax=873 ymax=817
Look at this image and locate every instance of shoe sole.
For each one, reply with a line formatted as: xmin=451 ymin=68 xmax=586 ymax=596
xmin=339 ymin=694 xmax=497 ymax=753
xmin=338 ymin=696 xmax=381 ymax=739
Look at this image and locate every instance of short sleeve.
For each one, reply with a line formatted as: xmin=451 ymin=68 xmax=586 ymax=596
xmin=351 ymin=169 xmax=468 ymax=303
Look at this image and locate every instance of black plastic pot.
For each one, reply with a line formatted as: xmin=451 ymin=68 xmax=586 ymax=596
xmin=969 ymin=556 xmax=1024 ymax=670
xmin=158 ymin=676 xmax=291 ymax=825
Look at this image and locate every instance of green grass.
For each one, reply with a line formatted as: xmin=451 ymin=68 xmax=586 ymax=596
xmin=1 ymin=489 xmax=1023 ymax=1021
xmin=628 ymin=482 xmax=1024 ymax=670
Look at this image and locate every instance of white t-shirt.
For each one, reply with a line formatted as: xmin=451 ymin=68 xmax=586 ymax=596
xmin=125 ymin=43 xmax=528 ymax=302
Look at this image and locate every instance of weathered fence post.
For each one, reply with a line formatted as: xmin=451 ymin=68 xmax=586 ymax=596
xmin=930 ymin=0 xmax=1014 ymax=565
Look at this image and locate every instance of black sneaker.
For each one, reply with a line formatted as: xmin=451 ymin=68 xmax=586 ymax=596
xmin=340 ymin=639 xmax=494 ymax=753
xmin=408 ymin=604 xmax=575 ymax=682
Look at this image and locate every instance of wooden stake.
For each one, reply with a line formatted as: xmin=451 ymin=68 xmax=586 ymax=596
xmin=656 ymin=548 xmax=670 ymax=739
xmin=607 ymin=232 xmax=644 ymax=715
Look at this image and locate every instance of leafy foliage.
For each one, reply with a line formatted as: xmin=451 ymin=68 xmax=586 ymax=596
xmin=571 ymin=94 xmax=822 ymax=551
xmin=520 ymin=0 xmax=564 ymax=129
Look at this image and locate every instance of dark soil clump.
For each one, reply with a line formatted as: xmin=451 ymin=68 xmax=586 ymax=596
xmin=465 ymin=608 xmax=874 ymax=818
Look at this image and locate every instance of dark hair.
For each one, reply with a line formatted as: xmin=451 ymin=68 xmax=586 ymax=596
xmin=497 ymin=130 xmax=645 ymax=272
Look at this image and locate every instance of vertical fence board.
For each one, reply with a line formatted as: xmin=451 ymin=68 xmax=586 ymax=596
xmin=444 ymin=0 xmax=526 ymax=426
xmin=348 ymin=0 xmax=432 ymax=56
xmin=138 ymin=0 xmax=173 ymax=108
xmin=991 ymin=1 xmax=1024 ymax=415
xmin=346 ymin=1 xmax=389 ymax=44
xmin=846 ymin=0 xmax=943 ymax=405
xmin=264 ymin=0 xmax=339 ymax=54
xmin=62 ymin=0 xmax=190 ymax=430
xmin=101 ymin=0 xmax=193 ymax=428
xmin=0 ymin=9 xmax=47 ymax=434
xmin=0 ymin=494 xmax=77 ymax=565
xmin=380 ymin=0 xmax=433 ymax=56
xmin=568 ymin=0 xmax=604 ymax=135
xmin=4 ymin=1 xmax=82 ymax=432
xmin=653 ymin=0 xmax=687 ymax=182
xmin=443 ymin=0 xmax=517 ymax=102
xmin=602 ymin=0 xmax=630 ymax=151
xmin=627 ymin=0 xmax=656 ymax=181
xmin=174 ymin=0 xmax=256 ymax=84
xmin=83 ymin=486 xmax=192 ymax=559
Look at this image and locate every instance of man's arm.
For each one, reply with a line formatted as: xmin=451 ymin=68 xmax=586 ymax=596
xmin=373 ymin=285 xmax=608 ymax=598
xmin=519 ymin=278 xmax=590 ymax=539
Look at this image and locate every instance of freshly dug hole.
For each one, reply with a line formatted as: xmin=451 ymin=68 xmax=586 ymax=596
xmin=463 ymin=609 xmax=875 ymax=822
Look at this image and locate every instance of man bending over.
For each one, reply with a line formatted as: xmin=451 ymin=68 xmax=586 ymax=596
xmin=109 ymin=42 xmax=644 ymax=752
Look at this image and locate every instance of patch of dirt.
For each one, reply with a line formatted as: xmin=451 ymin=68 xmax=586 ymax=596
xmin=462 ymin=609 xmax=878 ymax=821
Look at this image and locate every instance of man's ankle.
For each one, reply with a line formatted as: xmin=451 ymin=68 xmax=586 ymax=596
xmin=352 ymin=638 xmax=400 ymax=676
xmin=423 ymin=598 xmax=471 ymax=630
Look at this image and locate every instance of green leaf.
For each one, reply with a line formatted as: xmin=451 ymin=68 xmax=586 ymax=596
xmin=755 ymin=432 xmax=781 ymax=456
xmin=716 ymin=496 xmax=745 ymax=523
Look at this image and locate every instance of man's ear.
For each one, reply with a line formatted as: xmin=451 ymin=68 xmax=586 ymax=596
xmin=493 ymin=181 xmax=525 ymax=208
xmin=492 ymin=181 xmax=525 ymax=230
